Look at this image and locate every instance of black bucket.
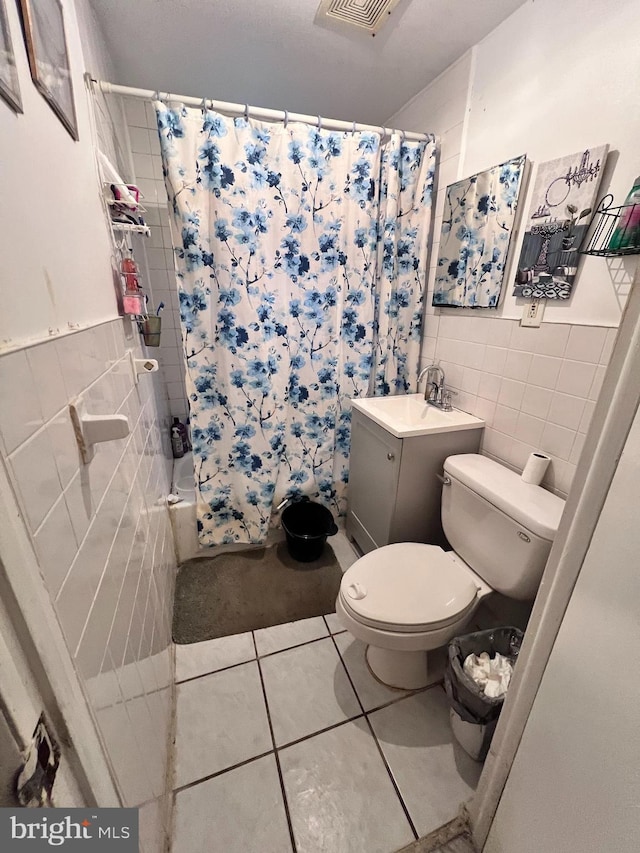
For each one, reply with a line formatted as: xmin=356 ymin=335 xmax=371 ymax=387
xmin=281 ymin=497 xmax=339 ymax=562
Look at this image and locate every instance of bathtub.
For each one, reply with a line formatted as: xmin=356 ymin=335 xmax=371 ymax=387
xmin=169 ymin=452 xmax=199 ymax=563
xmin=168 ymin=452 xmax=286 ymax=563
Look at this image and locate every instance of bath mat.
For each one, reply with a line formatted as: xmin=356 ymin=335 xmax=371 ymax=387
xmin=172 ymin=542 xmax=343 ymax=644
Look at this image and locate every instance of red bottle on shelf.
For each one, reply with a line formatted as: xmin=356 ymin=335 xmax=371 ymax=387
xmin=120 ymin=256 xmax=144 ymax=315
xmin=121 ymin=257 xmax=139 ymax=289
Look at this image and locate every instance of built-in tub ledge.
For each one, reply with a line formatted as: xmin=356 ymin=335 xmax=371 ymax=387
xmin=168 ymin=453 xmax=199 ymax=562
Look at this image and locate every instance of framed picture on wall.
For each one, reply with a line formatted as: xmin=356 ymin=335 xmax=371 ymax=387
xmin=0 ymin=0 xmax=22 ymax=113
xmin=513 ymin=146 xmax=609 ymax=300
xmin=433 ymin=154 xmax=527 ymax=308
xmin=19 ymin=0 xmax=78 ymax=139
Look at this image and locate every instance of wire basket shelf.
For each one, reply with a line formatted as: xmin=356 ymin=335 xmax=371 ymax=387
xmin=581 ymin=195 xmax=640 ymax=257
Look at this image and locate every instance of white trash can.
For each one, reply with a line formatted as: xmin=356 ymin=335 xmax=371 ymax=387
xmin=449 ymin=708 xmax=497 ymax=762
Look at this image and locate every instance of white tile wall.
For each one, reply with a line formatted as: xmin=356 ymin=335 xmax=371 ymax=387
xmin=121 ymin=96 xmax=189 ymax=422
xmin=420 ymin=318 xmax=617 ymax=496
xmin=0 ymin=319 xmax=177 ymax=837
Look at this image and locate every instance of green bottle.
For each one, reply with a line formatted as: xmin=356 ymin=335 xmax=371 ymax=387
xmin=608 ymin=176 xmax=640 ymax=251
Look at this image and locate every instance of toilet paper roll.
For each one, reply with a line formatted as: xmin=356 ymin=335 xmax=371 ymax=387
xmin=521 ymin=452 xmax=551 ymax=486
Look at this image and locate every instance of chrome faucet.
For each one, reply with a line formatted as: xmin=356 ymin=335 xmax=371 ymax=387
xmin=417 ymin=364 xmax=455 ymax=410
xmin=417 ymin=364 xmax=433 ymax=393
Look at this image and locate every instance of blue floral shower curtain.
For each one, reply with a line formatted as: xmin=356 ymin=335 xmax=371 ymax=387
xmin=156 ymin=102 xmax=434 ymax=545
xmin=374 ymin=134 xmax=436 ymax=394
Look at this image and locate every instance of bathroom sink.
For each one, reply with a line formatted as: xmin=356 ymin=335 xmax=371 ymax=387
xmin=351 ymin=393 xmax=484 ymax=438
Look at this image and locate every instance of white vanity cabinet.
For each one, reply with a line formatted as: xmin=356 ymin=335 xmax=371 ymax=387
xmin=346 ymin=397 xmax=484 ymax=554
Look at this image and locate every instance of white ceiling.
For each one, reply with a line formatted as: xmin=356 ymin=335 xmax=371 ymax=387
xmin=90 ymin=0 xmax=526 ymax=127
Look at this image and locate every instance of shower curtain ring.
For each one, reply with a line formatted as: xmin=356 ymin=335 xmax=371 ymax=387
xmin=244 ymin=104 xmax=250 ymax=121
xmin=317 ymin=115 xmax=322 ymax=130
xmin=352 ymin=120 xmax=357 ymax=135
xmin=283 ymin=109 xmax=289 ymax=127
xmin=201 ymin=97 xmax=208 ymax=112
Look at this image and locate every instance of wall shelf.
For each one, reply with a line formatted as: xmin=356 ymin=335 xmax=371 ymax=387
xmin=102 ymin=182 xmax=150 ymax=237
xmin=112 ymin=222 xmax=151 ymax=236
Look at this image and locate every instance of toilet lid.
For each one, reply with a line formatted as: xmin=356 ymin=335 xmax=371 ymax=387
xmin=339 ymin=543 xmax=480 ymax=633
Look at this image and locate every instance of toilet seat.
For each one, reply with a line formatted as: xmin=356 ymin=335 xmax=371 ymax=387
xmin=339 ymin=543 xmax=480 ymax=634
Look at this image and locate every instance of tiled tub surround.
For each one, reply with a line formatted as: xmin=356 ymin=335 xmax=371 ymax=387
xmin=420 ymin=318 xmax=616 ymax=497
xmin=122 ymin=96 xmax=190 ymax=421
xmin=171 ymin=536 xmax=480 ymax=853
xmin=0 ymin=320 xmax=177 ymax=850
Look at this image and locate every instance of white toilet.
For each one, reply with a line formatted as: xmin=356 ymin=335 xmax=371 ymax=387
xmin=337 ymin=453 xmax=566 ymax=689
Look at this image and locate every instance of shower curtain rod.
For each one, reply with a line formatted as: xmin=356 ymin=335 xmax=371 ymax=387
xmin=92 ymin=78 xmax=433 ymax=143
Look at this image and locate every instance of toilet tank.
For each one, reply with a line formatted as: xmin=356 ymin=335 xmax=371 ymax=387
xmin=441 ymin=455 xmax=566 ymax=601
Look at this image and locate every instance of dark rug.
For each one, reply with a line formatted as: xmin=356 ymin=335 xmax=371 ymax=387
xmin=172 ymin=542 xmax=343 ymax=644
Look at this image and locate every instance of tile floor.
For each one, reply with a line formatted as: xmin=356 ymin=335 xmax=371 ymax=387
xmin=171 ymin=533 xmax=482 ymax=853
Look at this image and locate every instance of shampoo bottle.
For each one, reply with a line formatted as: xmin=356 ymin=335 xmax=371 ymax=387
xmin=171 ymin=419 xmax=185 ymax=459
xmin=176 ymin=419 xmax=189 ymax=452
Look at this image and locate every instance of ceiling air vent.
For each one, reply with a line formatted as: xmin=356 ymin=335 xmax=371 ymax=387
xmin=315 ymin=0 xmax=402 ymax=36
